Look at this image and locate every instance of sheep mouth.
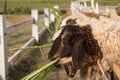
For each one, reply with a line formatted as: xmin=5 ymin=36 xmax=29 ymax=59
xmin=58 ymin=57 xmax=72 ymax=65
xmin=48 ymin=56 xmax=57 ymax=61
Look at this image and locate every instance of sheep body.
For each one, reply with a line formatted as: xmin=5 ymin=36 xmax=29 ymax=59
xmin=54 ymin=13 xmax=120 ymax=69
xmin=50 ymin=13 xmax=120 ymax=79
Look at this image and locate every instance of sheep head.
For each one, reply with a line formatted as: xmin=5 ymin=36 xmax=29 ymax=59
xmin=48 ymin=36 xmax=63 ymax=60
xmin=59 ymin=24 xmax=103 ymax=69
xmin=48 ymin=23 xmax=103 ymax=78
xmin=48 ymin=26 xmax=70 ymax=60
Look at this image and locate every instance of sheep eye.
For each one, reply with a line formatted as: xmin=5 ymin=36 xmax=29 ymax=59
xmin=63 ymin=37 xmax=71 ymax=45
xmin=64 ymin=36 xmax=72 ymax=41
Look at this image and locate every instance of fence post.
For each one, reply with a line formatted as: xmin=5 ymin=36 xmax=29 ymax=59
xmin=50 ymin=12 xmax=55 ymax=23
xmin=70 ymin=1 xmax=77 ymax=15
xmin=0 ymin=15 xmax=8 ymax=80
xmin=44 ymin=8 xmax=50 ymax=27
xmin=91 ymin=0 xmax=95 ymax=10
xmin=95 ymin=0 xmax=99 ymax=14
xmin=106 ymin=6 xmax=109 ymax=13
xmin=50 ymin=5 xmax=59 ymax=23
xmin=31 ymin=10 xmax=39 ymax=43
xmin=84 ymin=1 xmax=87 ymax=7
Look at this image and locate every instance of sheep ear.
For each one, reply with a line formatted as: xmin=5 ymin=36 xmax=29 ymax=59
xmin=72 ymin=39 xmax=86 ymax=69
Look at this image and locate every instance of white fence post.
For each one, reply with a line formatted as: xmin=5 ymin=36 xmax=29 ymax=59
xmin=91 ymin=0 xmax=95 ymax=10
xmin=95 ymin=0 xmax=99 ymax=14
xmin=50 ymin=5 xmax=59 ymax=22
xmin=106 ymin=6 xmax=109 ymax=13
xmin=0 ymin=15 xmax=8 ymax=80
xmin=44 ymin=8 xmax=50 ymax=27
xmin=84 ymin=1 xmax=87 ymax=7
xmin=71 ymin=1 xmax=77 ymax=15
xmin=31 ymin=10 xmax=39 ymax=43
xmin=50 ymin=12 xmax=55 ymax=22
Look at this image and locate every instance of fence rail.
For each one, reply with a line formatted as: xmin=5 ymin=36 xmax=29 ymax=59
xmin=6 ymin=15 xmax=44 ymax=34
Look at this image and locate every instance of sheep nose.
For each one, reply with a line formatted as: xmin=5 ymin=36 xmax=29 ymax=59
xmin=69 ymin=73 xmax=75 ymax=78
xmin=48 ymin=55 xmax=52 ymax=60
xmin=48 ymin=55 xmax=56 ymax=61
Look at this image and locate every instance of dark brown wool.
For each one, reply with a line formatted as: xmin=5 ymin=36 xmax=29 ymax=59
xmin=62 ymin=24 xmax=103 ymax=77
xmin=66 ymin=18 xmax=77 ymax=25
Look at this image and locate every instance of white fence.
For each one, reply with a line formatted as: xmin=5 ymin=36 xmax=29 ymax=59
xmin=0 ymin=8 xmax=53 ymax=80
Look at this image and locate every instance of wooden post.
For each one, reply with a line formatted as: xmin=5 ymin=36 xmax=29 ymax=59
xmin=44 ymin=8 xmax=49 ymax=27
xmin=84 ymin=1 xmax=87 ymax=7
xmin=106 ymin=6 xmax=109 ymax=13
xmin=50 ymin=12 xmax=55 ymax=22
xmin=0 ymin=15 xmax=8 ymax=80
xmin=54 ymin=5 xmax=59 ymax=9
xmin=70 ymin=2 xmax=76 ymax=15
xmin=31 ymin=10 xmax=39 ymax=42
xmin=95 ymin=0 xmax=99 ymax=14
xmin=91 ymin=0 xmax=94 ymax=10
xmin=50 ymin=5 xmax=59 ymax=23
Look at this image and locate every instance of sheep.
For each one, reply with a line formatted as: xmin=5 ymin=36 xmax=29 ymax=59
xmin=49 ymin=23 xmax=103 ymax=79
xmin=49 ymin=14 xmax=120 ymax=79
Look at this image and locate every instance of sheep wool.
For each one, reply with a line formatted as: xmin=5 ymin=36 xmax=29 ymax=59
xmin=54 ymin=13 xmax=120 ymax=69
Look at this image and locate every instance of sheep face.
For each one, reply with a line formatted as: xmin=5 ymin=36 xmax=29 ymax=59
xmin=60 ymin=25 xmax=88 ymax=65
xmin=48 ymin=27 xmax=77 ymax=78
xmin=48 ymin=36 xmax=63 ymax=60
xmin=48 ymin=28 xmax=70 ymax=60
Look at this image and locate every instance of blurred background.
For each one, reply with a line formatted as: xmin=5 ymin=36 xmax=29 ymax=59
xmin=0 ymin=0 xmax=119 ymax=15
